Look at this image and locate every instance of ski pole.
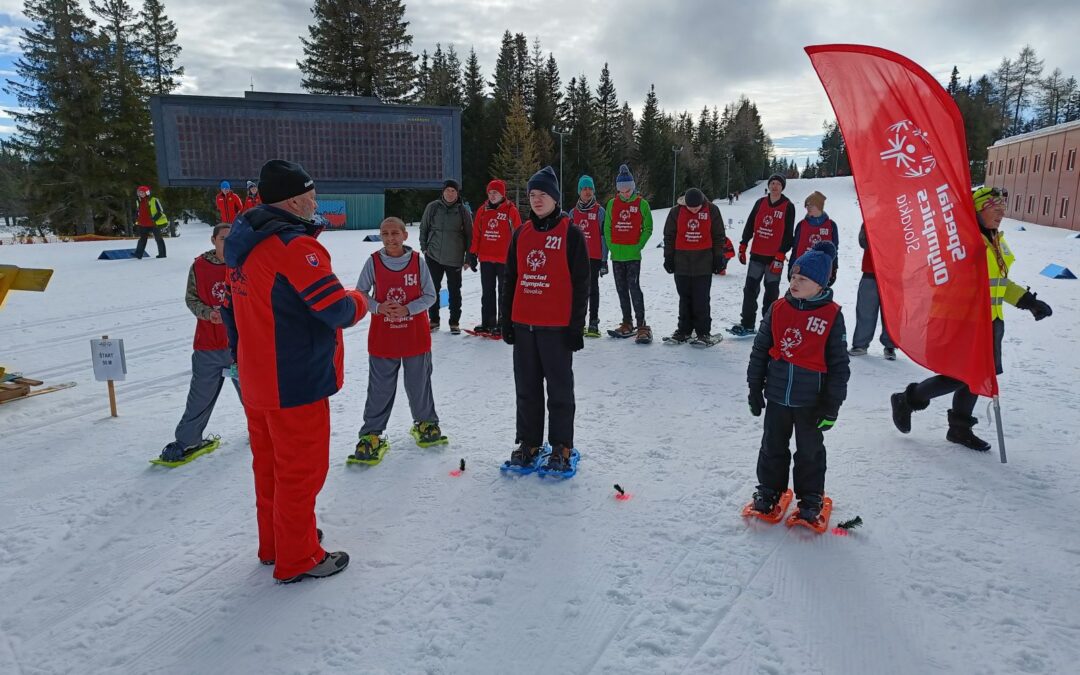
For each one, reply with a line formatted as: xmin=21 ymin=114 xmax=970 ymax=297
xmin=990 ymin=396 xmax=1007 ymax=464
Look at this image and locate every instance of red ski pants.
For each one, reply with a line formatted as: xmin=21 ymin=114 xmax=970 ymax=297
xmin=245 ymin=398 xmax=330 ymax=579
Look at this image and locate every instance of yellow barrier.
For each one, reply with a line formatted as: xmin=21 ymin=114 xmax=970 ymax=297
xmin=0 ymin=265 xmax=54 ymax=309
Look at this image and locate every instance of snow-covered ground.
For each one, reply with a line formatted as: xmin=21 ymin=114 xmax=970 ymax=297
xmin=2 ymin=177 xmax=1079 ymax=674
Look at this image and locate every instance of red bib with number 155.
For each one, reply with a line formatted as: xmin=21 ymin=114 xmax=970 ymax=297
xmin=767 ymin=299 xmax=840 ymax=373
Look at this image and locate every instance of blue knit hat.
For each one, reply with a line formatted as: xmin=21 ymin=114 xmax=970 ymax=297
xmin=615 ymin=164 xmax=635 ymax=192
xmin=578 ymin=175 xmax=595 ymax=192
xmin=527 ymin=166 xmax=561 ymax=205
xmin=220 ymin=180 xmax=231 ymax=190
xmin=791 ymin=241 xmax=837 ymax=288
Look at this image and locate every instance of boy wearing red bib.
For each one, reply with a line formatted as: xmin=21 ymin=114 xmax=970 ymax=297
xmin=501 ymin=167 xmax=590 ymax=473
xmin=662 ymin=187 xmax=726 ymax=345
xmin=789 ymin=191 xmax=838 ymax=284
xmin=731 ymin=174 xmax=795 ymax=336
xmin=746 ymin=241 xmax=850 ymax=524
xmin=603 ymin=164 xmax=653 ymax=342
xmin=350 ymin=217 xmax=442 ymax=462
xmin=568 ymin=175 xmax=608 ymax=337
xmin=469 ymin=179 xmax=521 ymax=336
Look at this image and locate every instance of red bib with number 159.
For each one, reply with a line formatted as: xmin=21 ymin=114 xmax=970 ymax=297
xmin=767 ymin=299 xmax=840 ymax=373
xmin=512 ymin=217 xmax=572 ymax=326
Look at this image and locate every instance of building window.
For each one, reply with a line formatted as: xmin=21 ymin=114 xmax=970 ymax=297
xmin=1020 ymin=156 xmax=1027 ymax=173
xmin=987 ymin=162 xmax=993 ymax=177
xmin=1028 ymin=195 xmax=1035 ymax=214
xmin=1049 ymin=152 xmax=1057 ymax=172
xmin=1014 ymin=194 xmax=1021 ymax=212
xmin=998 ymin=159 xmax=1004 ymax=175
xmin=1068 ymin=148 xmax=1077 ymax=171
xmin=1062 ymin=197 xmax=1071 ymax=219
xmin=1043 ymin=196 xmax=1051 ymax=216
xmin=1033 ymin=154 xmax=1041 ymax=172
xmin=1008 ymin=158 xmax=1014 ymax=174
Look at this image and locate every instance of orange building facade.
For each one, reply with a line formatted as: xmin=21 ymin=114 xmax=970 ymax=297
xmin=985 ymin=120 xmax=1080 ymax=231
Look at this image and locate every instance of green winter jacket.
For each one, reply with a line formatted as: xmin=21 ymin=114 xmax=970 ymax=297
xmin=603 ymin=193 xmax=652 ymax=262
xmin=420 ymin=198 xmax=473 ymax=267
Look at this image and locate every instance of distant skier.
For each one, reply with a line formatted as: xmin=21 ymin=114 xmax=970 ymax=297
xmin=890 ymin=187 xmax=1052 ymax=452
xmin=501 ymin=167 xmax=590 ymax=474
xmin=730 ymin=174 xmax=795 ymax=336
xmin=848 ymin=222 xmax=896 ymax=360
xmin=603 ymin=164 xmax=654 ymax=343
xmin=350 ymin=217 xmax=442 ymax=464
xmin=746 ymin=241 xmax=850 ymax=525
xmin=568 ymin=175 xmax=608 ymax=338
xmin=468 ymin=179 xmax=520 ymax=336
xmin=789 ymin=191 xmax=838 ymax=284
xmin=662 ymin=187 xmax=725 ymax=346
xmin=156 ymin=223 xmax=240 ymax=463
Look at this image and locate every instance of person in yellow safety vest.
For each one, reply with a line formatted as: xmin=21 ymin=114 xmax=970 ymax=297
xmin=134 ymin=185 xmax=168 ymax=259
xmin=889 ymin=186 xmax=1052 ymax=452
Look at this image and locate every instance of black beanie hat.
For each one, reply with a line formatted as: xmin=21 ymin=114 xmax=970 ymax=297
xmin=527 ymin=166 xmax=561 ymax=205
xmin=258 ymin=159 xmax=315 ymax=204
xmin=684 ymin=188 xmax=705 ymax=207
xmin=767 ymin=173 xmax=786 ymax=190
xmin=443 ymin=178 xmax=461 ymax=191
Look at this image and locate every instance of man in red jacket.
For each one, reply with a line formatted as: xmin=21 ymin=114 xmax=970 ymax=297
xmin=216 ymin=181 xmax=244 ymax=224
xmin=158 ymin=223 xmax=240 ymax=463
xmin=222 ymin=159 xmax=367 ymax=584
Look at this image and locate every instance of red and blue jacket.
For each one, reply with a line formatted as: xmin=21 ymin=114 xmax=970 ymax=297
xmin=221 ymin=205 xmax=365 ymax=410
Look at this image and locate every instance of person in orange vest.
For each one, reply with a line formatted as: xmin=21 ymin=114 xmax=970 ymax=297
xmin=158 ymin=223 xmax=240 ymax=463
xmin=244 ymin=181 xmax=262 ymax=210
xmin=216 ymin=181 xmax=244 ymax=224
xmin=468 ymin=179 xmax=520 ymax=335
xmin=662 ymin=188 xmax=726 ymax=346
xmin=501 ymin=167 xmax=590 ymax=475
xmin=746 ymin=241 xmax=850 ymax=525
xmin=133 ymin=185 xmax=167 ymax=259
xmin=349 ymin=217 xmax=443 ymax=463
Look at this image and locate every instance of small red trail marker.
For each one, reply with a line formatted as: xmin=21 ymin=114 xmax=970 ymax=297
xmin=614 ymin=484 xmax=631 ymax=501
xmin=450 ymin=458 xmax=465 ymax=477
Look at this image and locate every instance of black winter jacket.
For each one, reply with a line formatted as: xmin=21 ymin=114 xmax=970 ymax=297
xmin=747 ymin=290 xmax=850 ymax=416
xmin=663 ymin=199 xmax=726 ymax=275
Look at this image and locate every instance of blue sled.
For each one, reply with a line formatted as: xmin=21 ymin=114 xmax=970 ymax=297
xmin=537 ymin=446 xmax=580 ymax=479
xmin=500 ymin=445 xmax=551 ymax=476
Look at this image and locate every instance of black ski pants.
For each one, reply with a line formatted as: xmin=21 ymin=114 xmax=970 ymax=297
xmin=675 ymin=273 xmax=712 ymax=336
xmin=426 ymin=257 xmax=463 ymax=325
xmin=479 ymin=261 xmax=506 ymax=328
xmin=740 ymin=258 xmax=781 ymax=329
xmin=513 ymin=325 xmax=575 ymax=448
xmin=911 ymin=319 xmax=1004 ymax=417
xmin=756 ymin=401 xmax=826 ymax=498
xmin=135 ymin=226 xmax=165 ymax=258
xmin=588 ymin=259 xmax=603 ymax=326
xmin=612 ymin=260 xmax=645 ymax=326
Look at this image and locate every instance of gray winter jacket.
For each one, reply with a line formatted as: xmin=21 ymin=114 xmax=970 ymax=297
xmin=420 ymin=198 xmax=473 ymax=267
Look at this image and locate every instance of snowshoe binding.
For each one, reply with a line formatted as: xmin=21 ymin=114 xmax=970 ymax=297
xmin=150 ymin=435 xmax=221 ymax=467
xmin=584 ymin=323 xmax=601 ymax=339
xmin=726 ymin=323 xmax=756 ymax=338
xmin=690 ymin=332 xmax=722 ymax=348
xmin=537 ymin=443 xmax=580 ymax=479
xmin=410 ymin=421 xmax=448 ymax=448
xmin=662 ymin=330 xmax=691 ymax=344
xmin=607 ymin=322 xmax=636 ymax=339
xmin=786 ymin=494 xmax=833 ymax=533
xmin=500 ymin=443 xmax=549 ymax=475
xmin=347 ymin=434 xmax=389 ymax=465
xmin=741 ymin=488 xmax=793 ymax=524
xmin=634 ymin=324 xmax=653 ymax=345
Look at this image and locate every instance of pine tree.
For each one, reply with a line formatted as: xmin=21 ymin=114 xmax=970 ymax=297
xmin=531 ymin=49 xmax=560 ymax=166
xmin=562 ymin=74 xmax=604 ymax=201
xmin=492 ymin=92 xmax=540 ymax=216
xmin=594 ymin=63 xmax=619 ymax=189
xmin=298 ymin=0 xmax=417 ymax=102
xmin=461 ymin=48 xmax=494 ymax=207
xmin=634 ymin=85 xmax=664 ymax=200
xmin=92 ymin=0 xmax=155 ymax=234
xmin=419 ymin=44 xmax=462 ymax=106
xmin=6 ymin=0 xmax=107 ymax=235
xmin=946 ymin=66 xmax=960 ymax=96
xmin=490 ymin=31 xmax=517 ymax=133
xmin=137 ymin=0 xmax=183 ymax=95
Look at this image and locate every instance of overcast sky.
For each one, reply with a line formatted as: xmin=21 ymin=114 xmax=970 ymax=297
xmin=2 ymin=0 xmax=1080 ymax=164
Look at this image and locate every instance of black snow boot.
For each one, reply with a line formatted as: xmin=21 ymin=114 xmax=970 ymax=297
xmin=797 ymin=493 xmax=824 ymax=522
xmin=946 ymin=409 xmax=991 ymax=452
xmin=890 ymin=383 xmax=928 ymax=434
xmin=752 ymin=487 xmax=781 ymax=514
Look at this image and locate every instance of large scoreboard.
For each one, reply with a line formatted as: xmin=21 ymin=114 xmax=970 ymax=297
xmin=150 ymin=92 xmax=461 ymax=192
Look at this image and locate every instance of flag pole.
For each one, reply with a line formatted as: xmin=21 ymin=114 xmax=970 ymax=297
xmin=991 ymin=396 xmax=1007 ymax=463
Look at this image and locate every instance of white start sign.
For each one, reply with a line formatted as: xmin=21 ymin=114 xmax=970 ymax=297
xmin=91 ymin=338 xmax=127 ymax=382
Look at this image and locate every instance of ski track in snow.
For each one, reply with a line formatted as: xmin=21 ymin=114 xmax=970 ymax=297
xmin=2 ymin=178 xmax=1079 ymax=674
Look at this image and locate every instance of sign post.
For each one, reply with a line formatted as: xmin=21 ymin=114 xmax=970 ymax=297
xmin=91 ymin=335 xmax=127 ymax=417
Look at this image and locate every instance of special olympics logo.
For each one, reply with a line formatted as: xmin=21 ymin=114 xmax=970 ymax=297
xmin=486 ymin=218 xmax=499 ymax=230
xmin=780 ymin=328 xmax=803 ymax=359
xmin=688 ymin=220 xmax=700 ymax=231
xmin=211 ymin=281 xmax=227 ymax=303
xmin=809 ymin=233 xmax=822 ymax=246
xmin=386 ymin=287 xmax=407 ymax=304
xmin=880 ymin=120 xmax=937 ymax=178
xmin=763 ymin=215 xmax=774 ymax=227
xmin=526 ymin=249 xmax=547 ymax=271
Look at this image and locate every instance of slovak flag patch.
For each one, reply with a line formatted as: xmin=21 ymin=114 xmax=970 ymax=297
xmin=306 ymin=253 xmax=319 ymax=267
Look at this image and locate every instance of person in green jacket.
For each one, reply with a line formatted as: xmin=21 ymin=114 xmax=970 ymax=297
xmin=603 ymin=164 xmax=653 ymax=343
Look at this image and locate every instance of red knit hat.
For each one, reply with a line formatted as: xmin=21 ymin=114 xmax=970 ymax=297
xmin=486 ymin=179 xmax=506 ymax=198
xmin=137 ymin=185 xmax=151 ymax=194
